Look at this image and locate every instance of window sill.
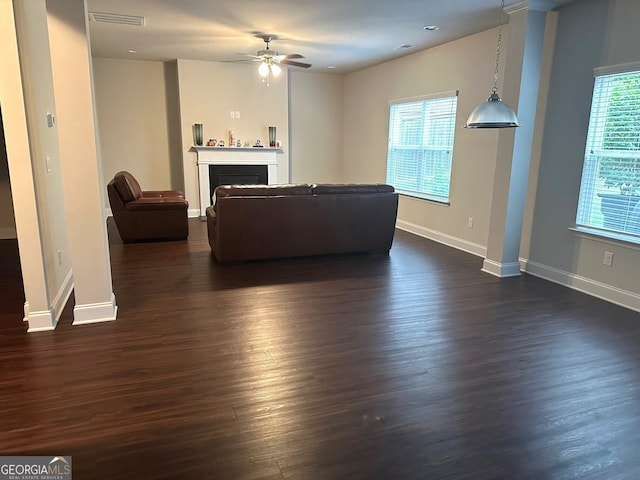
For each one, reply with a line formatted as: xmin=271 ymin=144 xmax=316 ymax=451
xmin=569 ymin=226 xmax=640 ymax=251
xmin=398 ymin=192 xmax=450 ymax=206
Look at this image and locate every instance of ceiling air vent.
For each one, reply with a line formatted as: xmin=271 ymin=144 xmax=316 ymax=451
xmin=88 ymin=12 xmax=145 ymax=27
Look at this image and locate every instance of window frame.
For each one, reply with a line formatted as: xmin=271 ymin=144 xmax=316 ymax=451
xmin=385 ymin=91 xmax=459 ymax=204
xmin=575 ymin=62 xmax=640 ymax=245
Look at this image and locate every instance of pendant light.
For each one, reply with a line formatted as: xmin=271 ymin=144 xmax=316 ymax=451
xmin=464 ymin=0 xmax=519 ymax=128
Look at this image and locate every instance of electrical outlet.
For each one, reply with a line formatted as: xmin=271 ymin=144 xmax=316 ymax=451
xmin=57 ymin=250 xmax=62 ymax=266
xmin=603 ymin=251 xmax=614 ymax=266
xmin=229 ymin=111 xmax=235 ymax=119
xmin=235 ymin=111 xmax=240 ymax=119
xmin=467 ymin=217 xmax=474 ymax=228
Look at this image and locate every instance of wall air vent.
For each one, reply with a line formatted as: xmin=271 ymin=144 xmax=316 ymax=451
xmin=88 ymin=12 xmax=145 ymax=27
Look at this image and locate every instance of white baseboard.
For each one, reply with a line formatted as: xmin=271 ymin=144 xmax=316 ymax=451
xmin=25 ymin=303 xmax=56 ymax=332
xmin=396 ymin=220 xmax=640 ymax=312
xmin=0 ymin=226 xmax=17 ymax=239
xmin=25 ymin=271 xmax=73 ymax=332
xmin=521 ymin=259 xmax=640 ymax=312
xmin=481 ymin=259 xmax=522 ymax=277
xmin=72 ymin=292 xmax=118 ymax=325
xmin=396 ymin=220 xmax=487 ymax=257
xmin=52 ymin=270 xmax=74 ymax=323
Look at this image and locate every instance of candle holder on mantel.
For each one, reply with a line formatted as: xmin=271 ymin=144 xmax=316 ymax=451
xmin=268 ymin=126 xmax=276 ymax=147
xmin=193 ymin=123 xmax=203 ymax=146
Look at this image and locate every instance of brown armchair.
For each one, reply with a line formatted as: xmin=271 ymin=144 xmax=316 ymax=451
xmin=107 ymin=171 xmax=189 ymax=242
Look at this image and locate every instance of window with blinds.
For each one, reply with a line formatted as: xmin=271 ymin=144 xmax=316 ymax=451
xmin=576 ymin=68 xmax=640 ymax=239
xmin=386 ymin=92 xmax=458 ymax=203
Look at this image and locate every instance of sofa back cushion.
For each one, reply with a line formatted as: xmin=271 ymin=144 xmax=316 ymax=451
xmin=215 ymin=184 xmax=313 ymax=199
xmin=312 ymin=184 xmax=395 ymax=195
xmin=111 ymin=171 xmax=143 ymax=203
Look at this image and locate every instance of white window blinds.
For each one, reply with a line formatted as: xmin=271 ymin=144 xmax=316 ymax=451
xmin=386 ymin=92 xmax=458 ymax=203
xmin=576 ymin=69 xmax=640 ymax=239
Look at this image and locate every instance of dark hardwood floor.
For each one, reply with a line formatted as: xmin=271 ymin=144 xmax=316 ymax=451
xmin=1 ymin=219 xmax=640 ymax=479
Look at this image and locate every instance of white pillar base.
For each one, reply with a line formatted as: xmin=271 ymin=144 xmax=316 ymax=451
xmin=72 ymin=293 xmax=118 ymax=325
xmin=26 ymin=305 xmax=56 ymax=332
xmin=481 ymin=259 xmax=522 ymax=278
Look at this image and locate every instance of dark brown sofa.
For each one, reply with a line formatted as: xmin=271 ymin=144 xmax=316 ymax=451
xmin=107 ymin=171 xmax=189 ymax=242
xmin=206 ymin=183 xmax=398 ymax=263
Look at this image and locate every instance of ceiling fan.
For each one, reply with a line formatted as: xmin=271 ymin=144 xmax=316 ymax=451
xmin=242 ymin=34 xmax=311 ymax=84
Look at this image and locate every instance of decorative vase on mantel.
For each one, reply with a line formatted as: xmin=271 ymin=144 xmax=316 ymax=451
xmin=193 ymin=123 xmax=203 ymax=146
xmin=268 ymin=126 xmax=276 ymax=147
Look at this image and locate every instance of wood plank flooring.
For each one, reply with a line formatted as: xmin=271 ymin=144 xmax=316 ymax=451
xmin=1 ymin=219 xmax=640 ymax=479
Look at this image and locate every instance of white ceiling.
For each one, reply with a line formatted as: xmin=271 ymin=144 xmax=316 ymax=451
xmin=86 ymin=0 xmax=575 ymax=74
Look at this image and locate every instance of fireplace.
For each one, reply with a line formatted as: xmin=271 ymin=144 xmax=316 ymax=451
xmin=208 ymin=165 xmax=268 ymax=205
xmin=194 ymin=146 xmax=281 ymax=218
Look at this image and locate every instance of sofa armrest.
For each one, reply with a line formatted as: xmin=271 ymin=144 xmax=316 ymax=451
xmin=126 ymin=197 xmax=188 ymax=211
xmin=142 ymin=190 xmax=185 ymax=199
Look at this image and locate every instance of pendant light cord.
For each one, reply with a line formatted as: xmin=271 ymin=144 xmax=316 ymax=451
xmin=493 ymin=0 xmax=505 ymax=94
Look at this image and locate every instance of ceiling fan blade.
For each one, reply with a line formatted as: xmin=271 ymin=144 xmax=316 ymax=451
xmin=282 ymin=53 xmax=305 ymax=60
xmin=279 ymin=59 xmax=312 ymax=69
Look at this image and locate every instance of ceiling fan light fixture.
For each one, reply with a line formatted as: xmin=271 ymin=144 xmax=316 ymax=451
xmin=258 ymin=61 xmax=269 ymax=78
xmin=270 ymin=62 xmax=282 ymax=77
xmin=464 ymin=0 xmax=519 ymax=129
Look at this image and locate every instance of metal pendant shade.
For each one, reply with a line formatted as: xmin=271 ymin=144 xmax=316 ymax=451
xmin=465 ymin=91 xmax=519 ymax=128
xmin=464 ymin=0 xmax=519 ymax=129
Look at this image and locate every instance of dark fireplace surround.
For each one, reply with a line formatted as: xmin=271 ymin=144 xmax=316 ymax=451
xmin=208 ymin=165 xmax=268 ymax=206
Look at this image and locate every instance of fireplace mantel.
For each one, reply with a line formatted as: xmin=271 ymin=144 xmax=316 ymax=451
xmin=194 ymin=146 xmax=283 ymax=217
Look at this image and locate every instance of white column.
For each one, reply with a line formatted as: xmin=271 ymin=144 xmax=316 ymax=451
xmin=47 ymin=0 xmax=117 ymax=324
xmin=483 ymin=4 xmax=550 ymax=277
xmin=0 ymin=0 xmax=54 ymax=331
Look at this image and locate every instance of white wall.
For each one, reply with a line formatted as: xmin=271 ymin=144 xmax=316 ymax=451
xmin=289 ymin=72 xmax=344 ymax=184
xmin=526 ymin=0 xmax=640 ymax=309
xmin=92 ymin=60 xmax=345 ymax=198
xmin=343 ymin=27 xmax=505 ymax=255
xmin=93 ymin=58 xmax=179 ymax=195
xmin=176 ymin=59 xmax=290 ymax=212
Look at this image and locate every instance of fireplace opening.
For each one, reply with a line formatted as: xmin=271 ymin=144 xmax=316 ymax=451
xmin=208 ymin=164 xmax=268 ymax=205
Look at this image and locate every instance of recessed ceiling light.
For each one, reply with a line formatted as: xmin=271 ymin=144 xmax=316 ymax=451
xmin=423 ymin=25 xmax=440 ymax=31
xmin=396 ymin=44 xmax=416 ymax=50
xmin=327 ymin=65 xmax=336 ymax=69
xmin=128 ymin=49 xmax=137 ymax=54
